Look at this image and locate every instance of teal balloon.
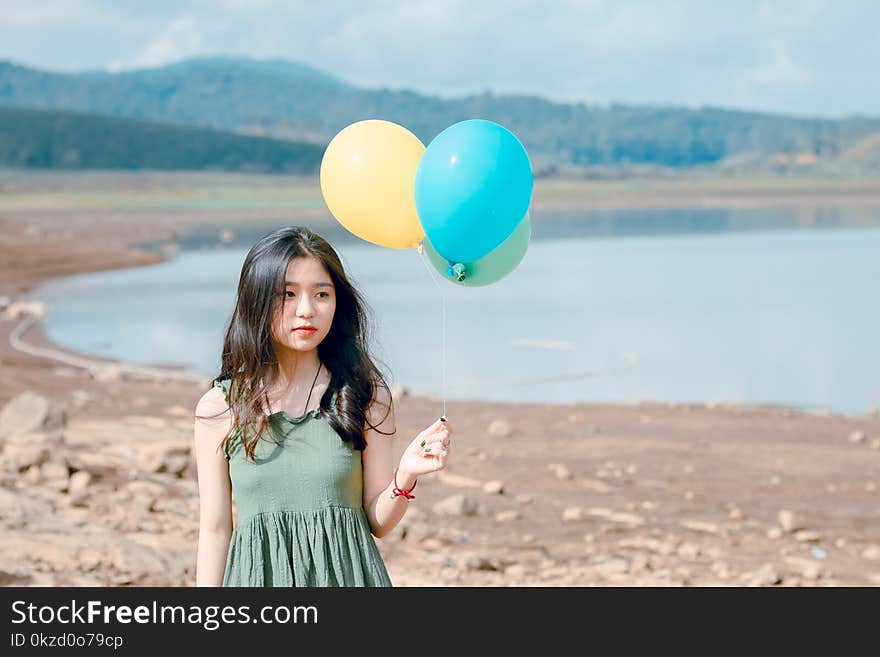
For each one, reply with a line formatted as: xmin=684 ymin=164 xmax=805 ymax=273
xmin=424 ymin=212 xmax=531 ymax=287
xmin=414 ymin=119 xmax=533 ymax=264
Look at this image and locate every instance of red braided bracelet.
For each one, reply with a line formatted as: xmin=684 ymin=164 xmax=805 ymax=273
xmin=391 ymin=466 xmax=417 ymax=499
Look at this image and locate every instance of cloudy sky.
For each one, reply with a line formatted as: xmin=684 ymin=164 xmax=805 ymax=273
xmin=1 ymin=0 xmax=877 ymax=118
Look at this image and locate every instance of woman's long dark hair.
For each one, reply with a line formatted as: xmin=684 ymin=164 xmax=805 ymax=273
xmin=205 ymin=226 xmax=394 ymax=462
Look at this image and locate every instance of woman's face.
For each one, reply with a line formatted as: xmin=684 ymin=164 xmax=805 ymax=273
xmin=270 ymin=255 xmax=336 ymax=352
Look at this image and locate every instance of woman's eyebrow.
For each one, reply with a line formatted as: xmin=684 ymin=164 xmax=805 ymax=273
xmin=284 ymin=281 xmax=334 ymax=287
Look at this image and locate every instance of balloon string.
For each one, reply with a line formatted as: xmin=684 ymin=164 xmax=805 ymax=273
xmin=416 ymin=244 xmax=447 ymax=419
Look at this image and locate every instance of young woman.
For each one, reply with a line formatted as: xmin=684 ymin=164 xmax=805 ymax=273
xmin=193 ymin=226 xmax=453 ymax=586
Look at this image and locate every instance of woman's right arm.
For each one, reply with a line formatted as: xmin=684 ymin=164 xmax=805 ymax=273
xmin=193 ymin=386 xmax=234 ymax=586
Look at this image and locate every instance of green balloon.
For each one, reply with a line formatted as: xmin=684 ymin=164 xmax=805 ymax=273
xmin=423 ymin=212 xmax=531 ymax=287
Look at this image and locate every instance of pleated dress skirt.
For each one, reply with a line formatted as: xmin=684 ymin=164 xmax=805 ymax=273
xmin=215 ymin=379 xmax=393 ymax=587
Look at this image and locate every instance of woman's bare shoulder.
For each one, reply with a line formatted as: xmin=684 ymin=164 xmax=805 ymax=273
xmin=366 ymin=382 xmax=395 ymax=432
xmin=195 ymin=385 xmax=231 ymax=421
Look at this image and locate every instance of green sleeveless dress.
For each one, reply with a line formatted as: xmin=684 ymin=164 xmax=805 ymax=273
xmin=214 ymin=378 xmax=393 ymax=587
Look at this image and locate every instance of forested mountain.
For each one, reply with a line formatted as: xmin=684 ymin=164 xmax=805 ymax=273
xmin=1 ymin=57 xmax=878 ymax=172
xmin=0 ymin=106 xmax=323 ymax=172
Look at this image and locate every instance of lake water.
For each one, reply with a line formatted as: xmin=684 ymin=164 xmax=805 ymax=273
xmin=26 ymin=206 xmax=880 ymax=414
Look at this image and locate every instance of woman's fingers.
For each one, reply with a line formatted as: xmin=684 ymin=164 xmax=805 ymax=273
xmin=417 ymin=426 xmax=452 ymax=444
xmin=414 ymin=419 xmax=454 ymax=458
xmin=416 ymin=434 xmax=445 ymax=449
xmin=417 ymin=422 xmax=450 ymax=443
xmin=432 ymin=417 xmax=454 ymax=434
xmin=420 ymin=435 xmax=451 ymax=453
xmin=430 ymin=449 xmax=448 ymax=470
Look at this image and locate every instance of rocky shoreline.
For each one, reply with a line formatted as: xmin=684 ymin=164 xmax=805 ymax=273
xmin=1 ymin=172 xmax=879 ymax=586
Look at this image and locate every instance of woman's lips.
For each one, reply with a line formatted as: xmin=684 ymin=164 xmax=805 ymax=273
xmin=294 ymin=327 xmax=317 ymax=333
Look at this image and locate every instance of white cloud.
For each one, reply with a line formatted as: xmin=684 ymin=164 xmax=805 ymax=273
xmin=112 ymin=15 xmax=217 ymax=69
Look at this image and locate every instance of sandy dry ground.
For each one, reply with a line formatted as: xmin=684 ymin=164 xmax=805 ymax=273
xmin=1 ymin=172 xmax=879 ymax=587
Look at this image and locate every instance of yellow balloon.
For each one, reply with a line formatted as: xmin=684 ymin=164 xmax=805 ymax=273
xmin=320 ymin=120 xmax=426 ymax=249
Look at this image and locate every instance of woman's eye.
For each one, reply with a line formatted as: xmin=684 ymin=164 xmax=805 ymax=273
xmin=285 ymin=290 xmax=329 ymax=298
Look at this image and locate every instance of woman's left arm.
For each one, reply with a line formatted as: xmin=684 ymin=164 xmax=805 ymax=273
xmin=361 ymin=385 xmax=451 ymax=538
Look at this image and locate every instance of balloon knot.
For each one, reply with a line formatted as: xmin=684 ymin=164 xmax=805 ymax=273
xmin=446 ymin=262 xmax=467 ymax=282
